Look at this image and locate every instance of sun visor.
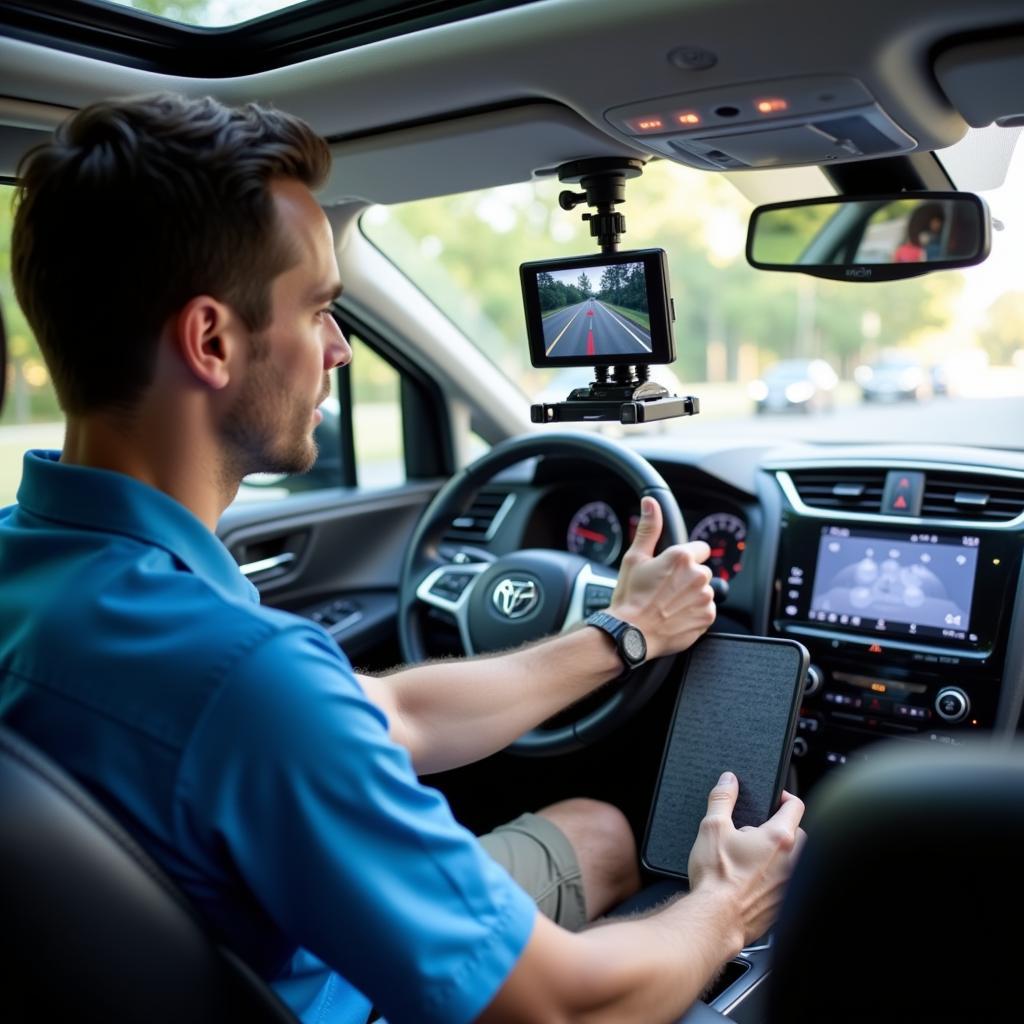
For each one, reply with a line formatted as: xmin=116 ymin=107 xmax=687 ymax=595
xmin=935 ymin=36 xmax=1024 ymax=129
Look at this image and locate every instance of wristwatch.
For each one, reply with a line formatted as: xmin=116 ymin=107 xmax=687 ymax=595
xmin=585 ymin=611 xmax=647 ymax=672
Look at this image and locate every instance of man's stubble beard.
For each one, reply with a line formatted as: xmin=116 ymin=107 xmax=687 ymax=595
xmin=220 ymin=340 xmax=322 ymax=484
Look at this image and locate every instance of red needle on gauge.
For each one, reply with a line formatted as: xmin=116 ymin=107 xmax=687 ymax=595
xmin=710 ymin=547 xmax=726 ymax=557
xmin=572 ymin=526 xmax=607 ymax=543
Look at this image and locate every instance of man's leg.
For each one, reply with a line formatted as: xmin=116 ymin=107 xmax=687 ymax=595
xmin=480 ymin=798 xmax=641 ymax=930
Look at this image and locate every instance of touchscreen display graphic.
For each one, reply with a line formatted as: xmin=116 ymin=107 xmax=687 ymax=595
xmin=808 ymin=527 xmax=980 ymax=642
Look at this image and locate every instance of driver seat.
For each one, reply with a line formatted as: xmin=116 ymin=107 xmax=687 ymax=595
xmin=0 ymin=724 xmax=298 ymax=1023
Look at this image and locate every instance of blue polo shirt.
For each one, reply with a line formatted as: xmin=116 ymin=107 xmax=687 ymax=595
xmin=0 ymin=450 xmax=536 ymax=1024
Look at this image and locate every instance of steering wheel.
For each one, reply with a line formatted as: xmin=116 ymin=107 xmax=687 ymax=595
xmin=398 ymin=432 xmax=687 ymax=756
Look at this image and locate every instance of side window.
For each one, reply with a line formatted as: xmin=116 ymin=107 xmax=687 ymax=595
xmin=1 ymin=184 xmax=63 ymax=508
xmin=349 ymin=334 xmax=406 ymax=489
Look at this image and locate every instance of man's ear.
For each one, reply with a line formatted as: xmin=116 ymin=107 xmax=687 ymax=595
xmin=173 ymin=295 xmax=239 ymax=391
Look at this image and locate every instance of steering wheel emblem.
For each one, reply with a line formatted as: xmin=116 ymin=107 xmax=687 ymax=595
xmin=491 ymin=577 xmax=540 ymax=620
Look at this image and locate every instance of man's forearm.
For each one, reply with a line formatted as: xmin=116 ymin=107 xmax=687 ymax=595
xmin=360 ymin=625 xmax=620 ymax=774
xmin=480 ymin=886 xmax=744 ymax=1024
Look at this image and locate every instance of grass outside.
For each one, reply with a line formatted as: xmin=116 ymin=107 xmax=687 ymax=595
xmin=541 ymin=304 xmax=573 ymax=319
xmin=602 ymin=303 xmax=651 ymax=331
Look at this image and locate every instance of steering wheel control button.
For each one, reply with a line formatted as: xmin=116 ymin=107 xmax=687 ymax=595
xmin=429 ymin=572 xmax=475 ymax=600
xmin=583 ymin=583 xmax=614 ymax=616
xmin=585 ymin=611 xmax=647 ymax=670
xmin=935 ymin=687 xmax=970 ymax=724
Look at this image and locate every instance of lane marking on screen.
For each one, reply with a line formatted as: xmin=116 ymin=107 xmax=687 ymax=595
xmin=545 ymin=305 xmax=585 ymax=355
xmin=587 ymin=329 xmax=595 ymax=355
xmin=597 ymin=302 xmax=652 ymax=352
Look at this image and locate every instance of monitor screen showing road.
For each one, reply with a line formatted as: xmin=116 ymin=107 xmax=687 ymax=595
xmin=535 ymin=261 xmax=654 ymax=359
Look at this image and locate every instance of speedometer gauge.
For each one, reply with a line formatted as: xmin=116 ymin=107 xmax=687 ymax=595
xmin=690 ymin=512 xmax=747 ymax=581
xmin=567 ymin=501 xmax=623 ymax=565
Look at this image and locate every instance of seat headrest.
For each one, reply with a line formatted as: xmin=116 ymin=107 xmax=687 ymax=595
xmin=768 ymin=739 xmax=1024 ymax=1023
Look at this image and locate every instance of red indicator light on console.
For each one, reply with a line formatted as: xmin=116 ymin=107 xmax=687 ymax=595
xmin=631 ymin=117 xmax=664 ymax=132
xmin=676 ymin=112 xmax=701 ymax=126
xmin=756 ymin=98 xmax=789 ymax=114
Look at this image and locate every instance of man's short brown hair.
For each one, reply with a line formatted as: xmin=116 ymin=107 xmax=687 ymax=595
xmin=12 ymin=93 xmax=331 ymax=415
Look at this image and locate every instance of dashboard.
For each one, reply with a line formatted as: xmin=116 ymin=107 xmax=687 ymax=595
xmin=518 ymin=482 xmax=750 ymax=582
xmin=468 ymin=440 xmax=1024 ymax=796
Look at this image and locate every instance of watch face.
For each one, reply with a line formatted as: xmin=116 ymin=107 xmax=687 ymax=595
xmin=622 ymin=627 xmax=647 ymax=664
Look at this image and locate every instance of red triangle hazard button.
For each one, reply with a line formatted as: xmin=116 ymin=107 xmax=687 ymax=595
xmin=894 ymin=495 xmax=908 ymax=509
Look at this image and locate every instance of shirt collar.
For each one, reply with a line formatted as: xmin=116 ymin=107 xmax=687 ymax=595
xmin=16 ymin=450 xmax=256 ymax=603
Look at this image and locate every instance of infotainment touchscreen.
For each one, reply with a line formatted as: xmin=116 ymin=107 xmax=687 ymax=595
xmin=807 ymin=526 xmax=979 ymax=643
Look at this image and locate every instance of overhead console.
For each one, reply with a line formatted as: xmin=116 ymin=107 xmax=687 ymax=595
xmin=605 ymin=75 xmax=916 ymax=171
xmin=765 ymin=460 xmax=1024 ymax=788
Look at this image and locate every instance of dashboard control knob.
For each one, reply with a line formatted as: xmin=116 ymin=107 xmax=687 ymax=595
xmin=804 ymin=663 xmax=824 ymax=696
xmin=792 ymin=737 xmax=808 ymax=759
xmin=934 ymin=687 xmax=970 ymax=724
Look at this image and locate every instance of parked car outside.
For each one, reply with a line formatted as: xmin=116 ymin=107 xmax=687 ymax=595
xmin=748 ymin=358 xmax=839 ymax=414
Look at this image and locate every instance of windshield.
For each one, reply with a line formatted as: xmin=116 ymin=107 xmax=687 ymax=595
xmin=364 ymin=146 xmax=1024 ymax=449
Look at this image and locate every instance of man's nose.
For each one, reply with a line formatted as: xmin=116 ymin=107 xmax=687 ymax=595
xmin=326 ymin=317 xmax=352 ymax=370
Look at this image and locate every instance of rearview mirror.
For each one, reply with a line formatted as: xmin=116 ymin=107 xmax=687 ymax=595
xmin=746 ymin=192 xmax=990 ymax=282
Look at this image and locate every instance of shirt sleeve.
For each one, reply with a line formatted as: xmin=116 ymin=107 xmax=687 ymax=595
xmin=175 ymin=623 xmax=536 ymax=1024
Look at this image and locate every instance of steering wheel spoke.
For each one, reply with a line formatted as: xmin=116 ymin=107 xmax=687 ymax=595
xmin=561 ymin=563 xmax=619 ymax=632
xmin=415 ymin=563 xmax=489 ymax=654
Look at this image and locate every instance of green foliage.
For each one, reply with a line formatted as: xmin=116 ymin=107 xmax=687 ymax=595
xmin=597 ymin=263 xmax=647 ymax=313
xmin=119 ymin=0 xmax=212 ymax=25
xmin=0 ymin=187 xmax=62 ymax=425
xmin=364 ymin=163 xmax=967 ymax=389
xmin=979 ymin=291 xmax=1024 ymax=364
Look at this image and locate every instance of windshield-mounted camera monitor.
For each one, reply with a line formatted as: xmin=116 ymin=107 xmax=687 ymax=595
xmin=521 ymin=249 xmax=676 ymax=368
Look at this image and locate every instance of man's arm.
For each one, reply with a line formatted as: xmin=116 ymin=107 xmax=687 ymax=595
xmin=478 ymin=775 xmax=805 ymax=1023
xmin=358 ymin=496 xmax=715 ymax=775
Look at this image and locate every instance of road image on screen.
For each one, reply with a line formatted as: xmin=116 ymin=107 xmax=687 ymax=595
xmin=538 ymin=262 xmax=653 ymax=359
xmin=808 ymin=530 xmax=979 ymax=638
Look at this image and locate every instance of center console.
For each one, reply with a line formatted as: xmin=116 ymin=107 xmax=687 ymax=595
xmin=767 ymin=466 xmax=1023 ymax=788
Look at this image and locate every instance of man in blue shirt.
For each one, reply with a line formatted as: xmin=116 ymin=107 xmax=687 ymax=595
xmin=0 ymin=94 xmax=804 ymax=1023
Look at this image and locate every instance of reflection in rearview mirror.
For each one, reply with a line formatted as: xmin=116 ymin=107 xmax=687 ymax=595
xmin=746 ymin=192 xmax=991 ymax=282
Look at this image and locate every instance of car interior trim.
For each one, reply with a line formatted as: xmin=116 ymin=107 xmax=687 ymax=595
xmin=774 ymin=467 xmax=1024 ymax=530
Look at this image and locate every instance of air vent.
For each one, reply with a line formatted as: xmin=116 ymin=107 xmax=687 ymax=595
xmin=921 ymin=472 xmax=1024 ymax=522
xmin=445 ymin=490 xmax=514 ymax=542
xmin=786 ymin=469 xmax=887 ymax=512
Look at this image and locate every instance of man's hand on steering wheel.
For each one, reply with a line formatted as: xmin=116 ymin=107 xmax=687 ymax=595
xmin=610 ymin=496 xmax=716 ymax=660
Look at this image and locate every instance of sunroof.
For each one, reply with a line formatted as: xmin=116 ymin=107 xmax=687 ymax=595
xmin=3 ymin=0 xmax=542 ymax=76
xmin=104 ymin=1 xmax=310 ymax=29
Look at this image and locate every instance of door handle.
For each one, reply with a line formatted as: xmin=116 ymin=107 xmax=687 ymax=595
xmin=239 ymin=552 xmax=297 ymax=577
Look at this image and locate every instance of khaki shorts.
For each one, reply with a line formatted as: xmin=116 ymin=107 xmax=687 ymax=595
xmin=479 ymin=812 xmax=588 ymax=932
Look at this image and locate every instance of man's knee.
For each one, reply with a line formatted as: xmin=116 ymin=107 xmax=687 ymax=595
xmin=537 ymin=798 xmax=640 ymax=914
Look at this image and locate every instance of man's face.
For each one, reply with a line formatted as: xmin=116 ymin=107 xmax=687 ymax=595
xmin=221 ymin=179 xmax=350 ymax=478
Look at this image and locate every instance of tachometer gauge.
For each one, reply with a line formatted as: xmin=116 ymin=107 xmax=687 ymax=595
xmin=690 ymin=512 xmax=747 ymax=581
xmin=567 ymin=501 xmax=623 ymax=565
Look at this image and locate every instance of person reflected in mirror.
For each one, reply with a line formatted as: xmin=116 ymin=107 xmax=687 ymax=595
xmin=894 ymin=203 xmax=946 ymax=263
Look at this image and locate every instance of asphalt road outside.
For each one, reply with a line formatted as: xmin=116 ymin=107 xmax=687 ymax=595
xmin=542 ymin=298 xmax=652 ymax=359
xmin=645 ymin=392 xmax=1024 ymax=448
